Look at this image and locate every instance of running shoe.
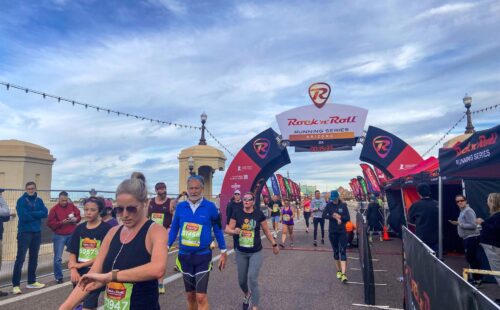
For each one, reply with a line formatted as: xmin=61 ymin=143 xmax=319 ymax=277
xmin=313 ymin=240 xmax=317 ymax=247
xmin=321 ymin=239 xmax=325 ymax=245
xmin=290 ymin=242 xmax=294 ymax=247
xmin=306 ymin=228 xmax=309 ymax=233
xmin=12 ymin=286 xmax=21 ymax=295
xmin=158 ymin=283 xmax=165 ymax=294
xmin=56 ymin=279 xmax=64 ymax=284
xmin=26 ymin=282 xmax=45 ymax=289
xmin=336 ymin=271 xmax=342 ymax=279
xmin=341 ymin=274 xmax=348 ymax=283
xmin=242 ymin=293 xmax=251 ymax=310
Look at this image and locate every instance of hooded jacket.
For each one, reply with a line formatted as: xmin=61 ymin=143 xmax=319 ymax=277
xmin=16 ymin=192 xmax=48 ymax=233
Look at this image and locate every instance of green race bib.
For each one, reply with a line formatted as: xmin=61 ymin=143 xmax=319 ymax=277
xmin=272 ymin=204 xmax=279 ymax=213
xmin=181 ymin=222 xmax=203 ymax=247
xmin=150 ymin=212 xmax=164 ymax=225
xmin=104 ymin=282 xmax=133 ymax=310
xmin=78 ymin=238 xmax=101 ymax=262
xmin=239 ymin=230 xmax=255 ymax=248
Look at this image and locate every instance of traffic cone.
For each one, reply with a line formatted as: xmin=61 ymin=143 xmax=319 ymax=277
xmin=382 ymin=225 xmax=391 ymax=241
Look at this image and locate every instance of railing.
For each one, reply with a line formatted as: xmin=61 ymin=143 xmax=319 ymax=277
xmin=0 ymin=189 xmax=217 ymax=288
xmin=356 ymin=211 xmax=375 ymax=305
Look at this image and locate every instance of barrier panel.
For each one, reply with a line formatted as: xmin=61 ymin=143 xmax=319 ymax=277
xmin=402 ymin=226 xmax=499 ymax=310
xmin=356 ymin=211 xmax=375 ymax=305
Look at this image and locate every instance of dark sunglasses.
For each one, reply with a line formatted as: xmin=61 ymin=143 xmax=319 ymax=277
xmin=115 ymin=205 xmax=139 ymax=214
xmin=456 ymin=199 xmax=465 ymax=203
xmin=243 ymin=197 xmax=254 ymax=202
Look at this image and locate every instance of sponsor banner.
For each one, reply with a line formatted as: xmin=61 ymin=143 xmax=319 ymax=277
xmin=284 ymin=178 xmax=293 ymax=198
xmin=351 ymin=178 xmax=363 ymax=200
xmin=221 ymin=128 xmax=290 ymax=226
xmin=439 ymin=125 xmax=500 ymax=179
xmin=294 ymin=144 xmax=353 ymax=152
xmin=276 ymin=103 xmax=368 ymax=146
xmin=276 ymin=174 xmax=289 ymax=198
xmin=357 ymin=176 xmax=369 ymax=196
xmin=270 ymin=175 xmax=280 ymax=197
xmin=360 ymin=126 xmax=423 ymax=179
xmin=402 ymin=227 xmax=498 ymax=310
xmin=361 ymin=164 xmax=381 ymax=194
xmin=349 ymin=182 xmax=359 ymax=201
xmin=374 ymin=167 xmax=389 ymax=186
xmin=261 ymin=183 xmax=270 ymax=198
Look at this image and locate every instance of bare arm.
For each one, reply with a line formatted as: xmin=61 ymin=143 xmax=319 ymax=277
xmin=225 ymin=218 xmax=240 ymax=235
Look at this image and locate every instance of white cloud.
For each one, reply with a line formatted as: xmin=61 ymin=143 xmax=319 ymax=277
xmin=414 ymin=3 xmax=477 ymax=21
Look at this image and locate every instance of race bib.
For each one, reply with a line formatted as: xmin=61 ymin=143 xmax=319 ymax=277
xmin=78 ymin=238 xmax=101 ymax=262
xmin=104 ymin=282 xmax=133 ymax=310
xmin=181 ymin=222 xmax=203 ymax=247
xmin=304 ymin=205 xmax=311 ymax=212
xmin=272 ymin=204 xmax=279 ymax=213
xmin=283 ymin=214 xmax=291 ymax=222
xmin=239 ymin=230 xmax=255 ymax=248
xmin=150 ymin=212 xmax=164 ymax=225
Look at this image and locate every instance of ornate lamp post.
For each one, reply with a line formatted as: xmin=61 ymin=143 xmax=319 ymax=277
xmin=463 ymin=94 xmax=475 ymax=134
xmin=199 ymin=112 xmax=207 ymax=145
xmin=188 ymin=156 xmax=195 ymax=176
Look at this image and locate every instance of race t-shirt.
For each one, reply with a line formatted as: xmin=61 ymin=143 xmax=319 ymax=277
xmin=148 ymin=198 xmax=172 ymax=229
xmin=231 ymin=208 xmax=266 ymax=253
xmin=67 ymin=221 xmax=111 ymax=274
xmin=303 ymin=200 xmax=311 ymax=213
xmin=311 ymin=198 xmax=326 ymax=218
xmin=267 ymin=200 xmax=282 ymax=217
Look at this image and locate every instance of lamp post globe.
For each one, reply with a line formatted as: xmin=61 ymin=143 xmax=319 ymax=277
xmin=463 ymin=93 xmax=475 ymax=134
xmin=188 ymin=156 xmax=195 ymax=176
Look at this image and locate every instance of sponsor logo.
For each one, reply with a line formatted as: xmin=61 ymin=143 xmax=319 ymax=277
xmin=309 ymin=82 xmax=331 ymax=108
xmin=287 ymin=116 xmax=357 ymax=126
xmin=107 ymin=282 xmax=127 ymax=300
xmin=186 ymin=223 xmax=200 ymax=231
xmin=373 ymin=136 xmax=393 ymax=158
xmin=399 ymin=164 xmax=417 ymax=170
xmin=82 ymin=238 xmax=97 ymax=249
xmin=453 ymin=133 xmax=497 ymax=157
xmin=230 ymin=183 xmax=241 ymax=191
xmin=253 ymin=138 xmax=270 ymax=159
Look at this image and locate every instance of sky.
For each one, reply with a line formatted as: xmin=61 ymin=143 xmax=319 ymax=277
xmin=1 ymin=0 xmax=499 ymax=194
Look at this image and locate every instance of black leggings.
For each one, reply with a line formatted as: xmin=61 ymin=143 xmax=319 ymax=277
xmin=464 ymin=236 xmax=482 ymax=280
xmin=329 ymin=233 xmax=347 ymax=261
xmin=304 ymin=212 xmax=311 ymax=228
xmin=313 ymin=218 xmax=325 ymax=241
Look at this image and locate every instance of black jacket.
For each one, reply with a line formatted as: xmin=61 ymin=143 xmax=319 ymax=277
xmin=366 ymin=202 xmax=383 ymax=231
xmin=480 ymin=212 xmax=500 ymax=248
xmin=408 ymin=197 xmax=439 ymax=246
xmin=226 ymin=200 xmax=243 ymax=224
xmin=322 ymin=201 xmax=350 ymax=234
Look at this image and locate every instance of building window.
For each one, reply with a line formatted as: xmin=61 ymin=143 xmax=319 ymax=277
xmin=35 ymin=173 xmax=41 ymax=186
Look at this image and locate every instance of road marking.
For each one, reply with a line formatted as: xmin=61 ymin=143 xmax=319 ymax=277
xmin=347 ymin=257 xmax=379 ymax=261
xmin=0 ymin=282 xmax=73 ymax=306
xmin=347 ymin=282 xmax=387 ymax=286
xmin=352 ymin=303 xmax=403 ymax=310
xmin=350 ymin=268 xmax=387 ymax=272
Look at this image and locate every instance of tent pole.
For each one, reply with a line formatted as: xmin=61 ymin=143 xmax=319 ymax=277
xmin=438 ymin=176 xmax=443 ymax=260
xmin=401 ymin=187 xmax=408 ymax=227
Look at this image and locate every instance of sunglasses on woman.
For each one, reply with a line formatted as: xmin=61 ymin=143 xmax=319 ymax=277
xmin=115 ymin=205 xmax=139 ymax=214
xmin=243 ymin=197 xmax=254 ymax=202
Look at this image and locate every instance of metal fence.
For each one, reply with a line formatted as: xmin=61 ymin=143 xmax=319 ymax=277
xmin=0 ymin=188 xmax=217 ymax=288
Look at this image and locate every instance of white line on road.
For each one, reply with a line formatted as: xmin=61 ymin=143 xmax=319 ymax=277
xmin=0 ymin=281 xmax=73 ymax=306
xmin=347 ymin=257 xmax=379 ymax=261
xmin=352 ymin=303 xmax=403 ymax=310
xmin=350 ymin=268 xmax=387 ymax=272
xmin=347 ymin=282 xmax=387 ymax=286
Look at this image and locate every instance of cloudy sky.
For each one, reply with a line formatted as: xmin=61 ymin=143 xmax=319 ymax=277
xmin=1 ymin=0 xmax=499 ymax=194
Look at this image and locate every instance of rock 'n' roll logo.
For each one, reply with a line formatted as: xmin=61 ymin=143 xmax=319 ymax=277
xmin=373 ymin=136 xmax=393 ymax=158
xmin=308 ymin=82 xmax=331 ymax=109
xmin=253 ymin=138 xmax=270 ymax=159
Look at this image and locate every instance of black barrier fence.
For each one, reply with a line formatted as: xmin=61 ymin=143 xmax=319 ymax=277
xmin=356 ymin=211 xmax=375 ymax=305
xmin=402 ymin=226 xmax=499 ymax=310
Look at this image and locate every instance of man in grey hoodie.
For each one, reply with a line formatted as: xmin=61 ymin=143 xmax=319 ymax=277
xmin=449 ymin=194 xmax=482 ymax=284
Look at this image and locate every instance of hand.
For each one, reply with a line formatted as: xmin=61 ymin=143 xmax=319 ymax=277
xmin=448 ymin=220 xmax=458 ymax=226
xmin=233 ymin=228 xmax=241 ymax=235
xmin=79 ymin=272 xmax=110 ymax=291
xmin=272 ymin=246 xmax=279 ymax=255
xmin=218 ymin=252 xmax=227 ymax=271
xmin=62 ymin=218 xmax=71 ymax=224
xmin=476 ymin=218 xmax=484 ymax=225
xmin=337 ymin=219 xmax=341 ymax=225
xmin=70 ymin=268 xmax=81 ymax=284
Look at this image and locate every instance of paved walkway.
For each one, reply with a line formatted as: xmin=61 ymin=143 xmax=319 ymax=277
xmin=0 ymin=209 xmax=405 ymax=309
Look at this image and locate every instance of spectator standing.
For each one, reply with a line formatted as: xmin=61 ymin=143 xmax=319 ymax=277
xmin=47 ymin=191 xmax=81 ymax=284
xmin=476 ymin=193 xmax=500 ymax=287
xmin=408 ymin=183 xmax=439 ymax=254
xmin=226 ymin=190 xmax=243 ymax=225
xmin=12 ymin=181 xmax=48 ymax=294
xmin=0 ymin=188 xmax=11 ymax=297
xmin=366 ymin=195 xmax=383 ymax=242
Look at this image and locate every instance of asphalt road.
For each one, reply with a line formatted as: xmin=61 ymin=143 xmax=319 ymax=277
xmin=0 ymin=211 xmax=405 ymax=310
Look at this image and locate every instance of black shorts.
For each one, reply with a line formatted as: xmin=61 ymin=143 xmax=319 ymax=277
xmin=177 ymin=252 xmax=212 ymax=294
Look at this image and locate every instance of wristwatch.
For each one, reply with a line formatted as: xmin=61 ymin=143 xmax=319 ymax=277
xmin=272 ymin=243 xmax=278 ymax=247
xmin=112 ymin=269 xmax=119 ymax=282
xmin=220 ymin=249 xmax=227 ymax=254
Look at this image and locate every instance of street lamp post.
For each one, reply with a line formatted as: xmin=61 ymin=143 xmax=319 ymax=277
xmin=199 ymin=112 xmax=207 ymax=145
xmin=188 ymin=156 xmax=195 ymax=176
xmin=463 ymin=94 xmax=475 ymax=134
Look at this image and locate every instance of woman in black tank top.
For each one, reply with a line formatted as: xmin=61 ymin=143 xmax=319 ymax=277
xmin=60 ymin=172 xmax=169 ymax=310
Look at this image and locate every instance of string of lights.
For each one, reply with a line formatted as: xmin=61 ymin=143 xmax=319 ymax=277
xmin=422 ymin=102 xmax=499 ymax=157
xmin=1 ymin=81 xmax=236 ymax=156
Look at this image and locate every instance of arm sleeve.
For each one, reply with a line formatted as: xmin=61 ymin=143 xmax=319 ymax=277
xmin=322 ymin=204 xmax=332 ymax=219
xmin=47 ymin=208 xmax=62 ymax=231
xmin=16 ymin=200 xmax=36 ymax=223
xmin=0 ymin=199 xmax=10 ymax=217
xmin=408 ymin=204 xmax=417 ymax=224
xmin=67 ymin=225 xmax=81 ymax=255
xmin=212 ymin=208 xmax=226 ymax=250
xmin=459 ymin=209 xmax=477 ymax=229
xmin=168 ymin=208 xmax=180 ymax=247
xmin=31 ymin=199 xmax=48 ymax=219
xmin=73 ymin=205 xmax=82 ymax=223
xmin=341 ymin=205 xmax=350 ymax=223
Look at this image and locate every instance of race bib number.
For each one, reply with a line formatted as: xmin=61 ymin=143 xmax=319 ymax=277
xmin=283 ymin=214 xmax=291 ymax=222
xmin=78 ymin=238 xmax=101 ymax=262
xmin=150 ymin=212 xmax=164 ymax=225
xmin=104 ymin=282 xmax=133 ymax=310
xmin=272 ymin=204 xmax=279 ymax=213
xmin=181 ymin=222 xmax=203 ymax=247
xmin=239 ymin=230 xmax=255 ymax=248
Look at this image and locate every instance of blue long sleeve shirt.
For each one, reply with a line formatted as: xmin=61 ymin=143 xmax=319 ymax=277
xmin=168 ymin=198 xmax=226 ymax=254
xmin=16 ymin=192 xmax=48 ymax=233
